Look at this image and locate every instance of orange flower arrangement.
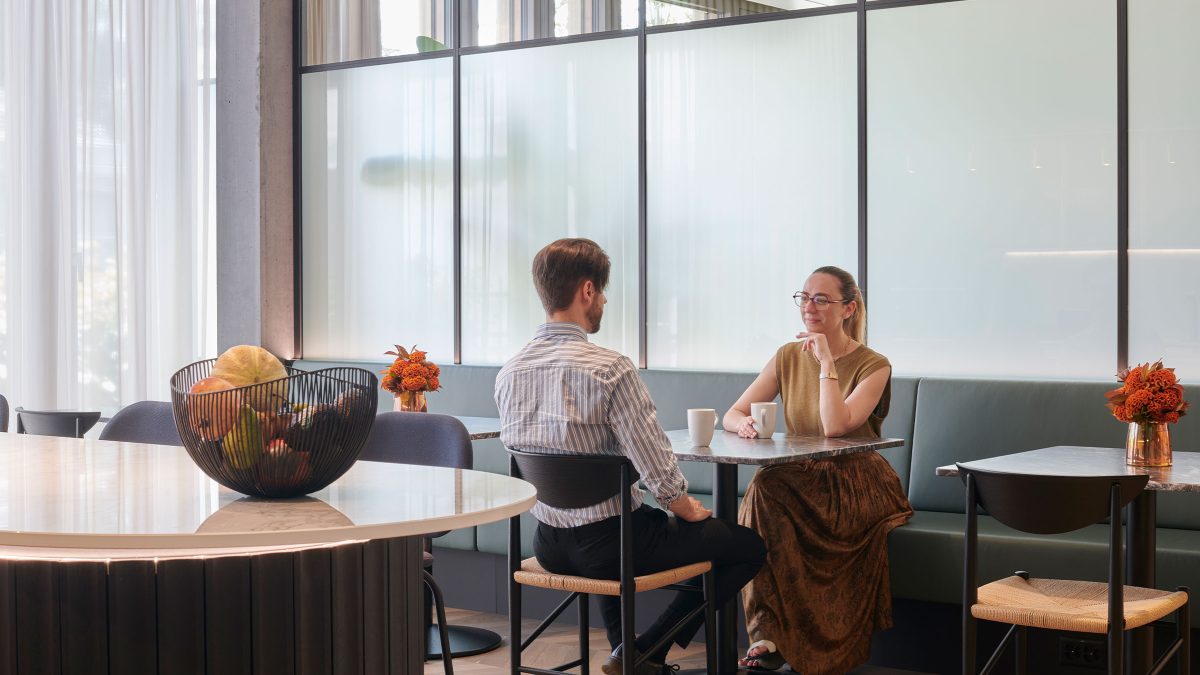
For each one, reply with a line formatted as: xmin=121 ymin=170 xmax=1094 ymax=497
xmin=1105 ymin=360 xmax=1188 ymax=424
xmin=381 ymin=344 xmax=442 ymax=395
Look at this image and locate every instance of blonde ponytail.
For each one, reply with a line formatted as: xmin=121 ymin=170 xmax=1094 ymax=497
xmin=811 ymin=266 xmax=865 ymax=343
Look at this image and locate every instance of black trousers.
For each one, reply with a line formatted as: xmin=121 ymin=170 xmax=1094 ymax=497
xmin=533 ymin=505 xmax=766 ymax=657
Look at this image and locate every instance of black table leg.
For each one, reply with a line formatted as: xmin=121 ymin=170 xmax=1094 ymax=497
xmin=426 ymin=624 xmax=504 ymax=659
xmin=423 ymin=554 xmax=503 ymax=659
xmin=713 ymin=463 xmax=740 ymax=674
xmin=1125 ymin=490 xmax=1156 ymax=675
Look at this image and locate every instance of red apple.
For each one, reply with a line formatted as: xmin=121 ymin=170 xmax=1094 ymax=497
xmin=257 ymin=412 xmax=293 ymax=443
xmin=186 ymin=377 xmax=241 ymax=441
xmin=257 ymin=440 xmax=312 ymax=491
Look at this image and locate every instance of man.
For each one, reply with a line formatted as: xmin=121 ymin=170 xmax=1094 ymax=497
xmin=495 ymin=238 xmax=766 ymax=674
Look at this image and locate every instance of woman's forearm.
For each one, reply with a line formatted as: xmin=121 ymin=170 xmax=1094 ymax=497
xmin=817 ymin=375 xmax=853 ymax=437
xmin=723 ymin=406 xmax=750 ymax=432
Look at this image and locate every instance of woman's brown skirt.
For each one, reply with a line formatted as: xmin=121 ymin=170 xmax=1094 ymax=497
xmin=738 ymin=451 xmax=913 ymax=675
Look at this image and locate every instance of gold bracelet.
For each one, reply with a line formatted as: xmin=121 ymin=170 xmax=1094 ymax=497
xmin=820 ymin=371 xmax=839 ymax=380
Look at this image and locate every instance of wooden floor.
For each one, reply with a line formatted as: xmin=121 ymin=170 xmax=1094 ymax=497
xmin=424 ymin=608 xmax=930 ymax=674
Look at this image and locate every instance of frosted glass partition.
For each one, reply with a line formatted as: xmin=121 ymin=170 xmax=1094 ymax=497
xmin=1129 ymin=0 xmax=1200 ymax=381
xmin=867 ymin=0 xmax=1116 ymax=378
xmin=461 ymin=39 xmax=638 ymax=364
xmin=647 ymin=15 xmax=857 ymax=371
xmin=301 ymin=59 xmax=455 ymax=362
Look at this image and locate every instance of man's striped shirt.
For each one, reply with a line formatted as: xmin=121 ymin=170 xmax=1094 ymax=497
xmin=495 ymin=322 xmax=688 ymax=527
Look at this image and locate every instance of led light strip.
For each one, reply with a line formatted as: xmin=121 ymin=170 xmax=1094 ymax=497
xmin=1006 ymin=248 xmax=1200 ymax=257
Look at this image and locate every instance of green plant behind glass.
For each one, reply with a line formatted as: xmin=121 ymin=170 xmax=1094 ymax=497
xmin=416 ymin=36 xmax=447 ymax=53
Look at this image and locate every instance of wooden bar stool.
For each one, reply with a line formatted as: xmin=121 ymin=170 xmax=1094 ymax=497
xmin=508 ymin=449 xmax=718 ymax=675
xmin=959 ymin=464 xmax=1190 ymax=675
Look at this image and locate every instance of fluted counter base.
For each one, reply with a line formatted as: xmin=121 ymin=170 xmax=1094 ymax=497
xmin=0 ymin=537 xmax=424 ymax=675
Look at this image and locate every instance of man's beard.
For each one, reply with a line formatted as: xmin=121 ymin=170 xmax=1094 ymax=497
xmin=586 ymin=302 xmax=603 ymax=333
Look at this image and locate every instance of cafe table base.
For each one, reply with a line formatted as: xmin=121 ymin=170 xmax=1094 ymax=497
xmin=713 ymin=463 xmax=741 ymax=673
xmin=0 ymin=536 xmax=425 ymax=675
xmin=426 ymin=624 xmax=504 ymax=658
xmin=675 ymin=464 xmax=747 ymax=675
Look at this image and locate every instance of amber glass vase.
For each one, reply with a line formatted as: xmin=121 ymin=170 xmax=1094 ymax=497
xmin=393 ymin=391 xmax=428 ymax=413
xmin=1125 ymin=421 xmax=1172 ymax=467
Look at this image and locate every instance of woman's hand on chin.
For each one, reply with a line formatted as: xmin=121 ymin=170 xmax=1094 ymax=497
xmin=796 ymin=331 xmax=833 ymax=364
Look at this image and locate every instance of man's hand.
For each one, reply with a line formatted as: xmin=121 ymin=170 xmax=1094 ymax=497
xmin=669 ymin=495 xmax=712 ymax=522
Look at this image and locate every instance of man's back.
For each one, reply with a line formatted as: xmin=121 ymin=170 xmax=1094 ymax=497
xmin=495 ymin=322 xmax=687 ymax=528
xmin=496 ymin=322 xmax=625 ymax=454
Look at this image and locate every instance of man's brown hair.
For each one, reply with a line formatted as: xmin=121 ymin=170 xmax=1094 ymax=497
xmin=531 ymin=238 xmax=611 ymax=313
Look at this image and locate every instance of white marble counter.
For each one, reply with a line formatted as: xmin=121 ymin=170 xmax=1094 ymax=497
xmin=456 ymin=415 xmax=501 ymax=440
xmin=935 ymin=445 xmax=1200 ymax=492
xmin=666 ymin=429 xmax=903 ymax=465
xmin=0 ymin=433 xmax=536 ymax=551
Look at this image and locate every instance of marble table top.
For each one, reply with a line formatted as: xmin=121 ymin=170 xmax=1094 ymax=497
xmin=0 ymin=433 xmax=536 ymax=551
xmin=456 ymin=415 xmax=501 ymax=440
xmin=666 ymin=429 xmax=903 ymax=466
xmin=935 ymin=446 xmax=1200 ymax=492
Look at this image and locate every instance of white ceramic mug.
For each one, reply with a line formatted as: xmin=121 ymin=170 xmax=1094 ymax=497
xmin=750 ymin=402 xmax=778 ymax=439
xmin=687 ymin=408 xmax=718 ymax=447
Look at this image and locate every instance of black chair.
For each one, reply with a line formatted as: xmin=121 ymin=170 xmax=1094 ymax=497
xmin=0 ymin=394 xmax=8 ymax=432
xmin=508 ymin=448 xmax=718 ymax=675
xmin=358 ymin=411 xmax=494 ymax=674
xmin=99 ymin=401 xmax=183 ymax=445
xmin=15 ymin=407 xmax=102 ymax=438
xmin=959 ymin=464 xmax=1190 ymax=675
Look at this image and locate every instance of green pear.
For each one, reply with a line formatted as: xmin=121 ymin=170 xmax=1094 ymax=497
xmin=223 ymin=404 xmax=263 ymax=469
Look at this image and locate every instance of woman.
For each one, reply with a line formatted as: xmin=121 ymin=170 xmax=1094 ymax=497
xmin=723 ymin=266 xmax=912 ymax=674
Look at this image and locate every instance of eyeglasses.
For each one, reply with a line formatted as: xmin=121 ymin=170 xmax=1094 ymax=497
xmin=793 ymin=292 xmax=851 ymax=308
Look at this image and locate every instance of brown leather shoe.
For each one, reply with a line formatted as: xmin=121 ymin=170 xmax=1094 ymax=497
xmin=599 ymin=645 xmax=665 ymax=675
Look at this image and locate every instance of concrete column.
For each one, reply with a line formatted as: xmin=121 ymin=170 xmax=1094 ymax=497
xmin=216 ymin=0 xmax=296 ymax=358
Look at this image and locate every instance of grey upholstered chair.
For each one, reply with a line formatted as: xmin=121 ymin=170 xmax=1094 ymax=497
xmin=0 ymin=394 xmax=8 ymax=433
xmin=358 ymin=411 xmax=473 ymax=469
xmin=358 ymin=412 xmax=482 ymax=674
xmin=15 ymin=407 xmax=102 ymax=438
xmin=98 ymin=401 xmax=182 ymax=446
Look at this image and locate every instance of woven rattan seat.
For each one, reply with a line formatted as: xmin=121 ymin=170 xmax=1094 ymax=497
xmin=515 ymin=557 xmax=712 ymax=596
xmin=973 ymin=575 xmax=1188 ymax=634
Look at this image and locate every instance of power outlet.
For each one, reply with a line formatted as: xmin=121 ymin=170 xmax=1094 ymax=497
xmin=1059 ymin=637 xmax=1106 ymax=670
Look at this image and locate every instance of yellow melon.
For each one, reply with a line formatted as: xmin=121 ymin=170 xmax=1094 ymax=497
xmin=210 ymin=345 xmax=289 ymax=412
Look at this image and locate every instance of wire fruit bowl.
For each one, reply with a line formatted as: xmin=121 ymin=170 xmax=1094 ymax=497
xmin=170 ymin=359 xmax=378 ymax=498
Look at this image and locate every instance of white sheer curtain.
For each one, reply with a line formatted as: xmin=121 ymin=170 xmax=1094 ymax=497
xmin=0 ymin=0 xmax=217 ymax=416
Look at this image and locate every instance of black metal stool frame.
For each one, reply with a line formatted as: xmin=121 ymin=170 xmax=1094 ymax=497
xmin=960 ymin=465 xmax=1190 ymax=675
xmin=508 ymin=449 xmax=718 ymax=675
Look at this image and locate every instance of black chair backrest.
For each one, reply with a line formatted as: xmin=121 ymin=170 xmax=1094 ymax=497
xmin=508 ymin=449 xmax=640 ymax=510
xmin=358 ymin=412 xmax=472 ymax=470
xmin=98 ymin=401 xmax=183 ymax=446
xmin=0 ymin=394 xmax=8 ymax=433
xmin=15 ymin=408 xmax=102 ymax=438
xmin=958 ymin=463 xmax=1149 ymax=534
